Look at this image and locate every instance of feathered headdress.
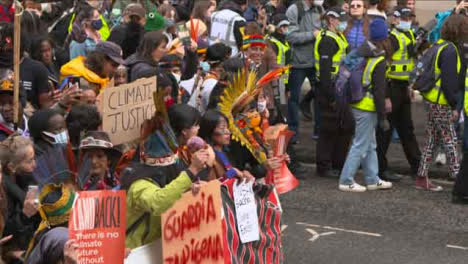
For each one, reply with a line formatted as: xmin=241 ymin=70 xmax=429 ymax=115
xmin=139 ymin=90 xmax=179 ymax=166
xmin=219 ymin=66 xmax=290 ymax=163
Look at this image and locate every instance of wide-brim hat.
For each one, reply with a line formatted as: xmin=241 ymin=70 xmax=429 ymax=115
xmin=79 ymin=131 xmax=122 ymax=161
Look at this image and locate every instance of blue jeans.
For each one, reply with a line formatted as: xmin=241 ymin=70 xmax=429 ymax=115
xmin=287 ymin=67 xmax=320 ymax=138
xmin=339 ymin=108 xmax=380 ymax=185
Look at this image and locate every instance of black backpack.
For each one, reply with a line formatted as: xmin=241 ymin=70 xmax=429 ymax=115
xmin=409 ymin=41 xmax=453 ymax=93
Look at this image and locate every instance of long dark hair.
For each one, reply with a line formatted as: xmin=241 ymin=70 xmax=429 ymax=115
xmin=198 ymin=110 xmax=228 ymax=144
xmin=168 ymin=104 xmax=201 ymax=137
xmin=371 ymin=38 xmax=394 ymax=60
xmin=136 ymin=30 xmax=168 ymax=63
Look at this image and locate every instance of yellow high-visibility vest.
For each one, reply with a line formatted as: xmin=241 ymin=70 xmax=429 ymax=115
xmin=268 ymin=36 xmax=290 ymax=85
xmin=351 ymin=56 xmax=386 ymax=112
xmin=68 ymin=13 xmax=110 ymax=41
xmin=314 ymin=30 xmax=348 ymax=79
xmin=387 ymin=29 xmax=415 ymax=81
xmin=422 ymin=39 xmax=461 ymax=105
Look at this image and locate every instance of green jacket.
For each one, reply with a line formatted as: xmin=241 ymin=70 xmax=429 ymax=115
xmin=125 ymin=171 xmax=192 ymax=249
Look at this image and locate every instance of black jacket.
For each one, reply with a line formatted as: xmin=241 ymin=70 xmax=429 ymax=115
xmin=438 ymin=43 xmax=460 ymax=109
xmin=2 ymin=171 xmax=40 ymax=258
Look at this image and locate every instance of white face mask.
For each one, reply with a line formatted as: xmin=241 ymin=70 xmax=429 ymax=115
xmin=43 ymin=131 xmax=69 ymax=144
xmin=257 ymin=100 xmax=267 ymax=113
xmin=313 ymin=0 xmax=324 ymax=6
xmin=172 ymin=73 xmax=181 ymax=83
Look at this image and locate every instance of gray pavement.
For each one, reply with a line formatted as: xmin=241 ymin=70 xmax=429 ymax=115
xmin=281 ymin=101 xmax=468 ymax=263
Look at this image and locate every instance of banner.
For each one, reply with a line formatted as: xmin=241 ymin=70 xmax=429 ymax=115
xmin=69 ymin=190 xmax=126 ymax=264
xmin=221 ymin=179 xmax=284 ymax=264
xmin=101 ymin=77 xmax=157 ymax=145
xmin=161 ymin=180 xmax=224 ymax=264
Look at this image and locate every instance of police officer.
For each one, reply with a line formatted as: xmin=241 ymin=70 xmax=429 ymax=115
xmin=267 ymin=14 xmax=291 ymax=122
xmin=314 ymin=7 xmax=353 ymax=178
xmin=376 ymin=7 xmax=421 ymax=182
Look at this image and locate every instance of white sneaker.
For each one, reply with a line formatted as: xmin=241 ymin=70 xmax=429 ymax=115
xmin=339 ymin=183 xmax=366 ymax=192
xmin=435 ymin=153 xmax=446 ymax=166
xmin=367 ymin=180 xmax=393 ymax=190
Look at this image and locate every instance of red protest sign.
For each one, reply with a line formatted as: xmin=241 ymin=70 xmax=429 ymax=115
xmin=161 ymin=180 xmax=224 ymax=264
xmin=69 ymin=190 xmax=126 ymax=264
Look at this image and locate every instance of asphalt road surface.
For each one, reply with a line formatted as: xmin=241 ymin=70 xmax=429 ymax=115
xmin=281 ymin=101 xmax=468 ymax=263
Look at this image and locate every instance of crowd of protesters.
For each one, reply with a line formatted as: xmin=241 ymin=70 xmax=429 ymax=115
xmin=0 ymin=0 xmax=467 ymax=263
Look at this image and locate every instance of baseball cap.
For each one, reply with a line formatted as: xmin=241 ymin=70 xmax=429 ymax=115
xmin=123 ymin=3 xmax=145 ymax=19
xmin=325 ymin=6 xmax=349 ymax=22
xmin=272 ymin=14 xmax=290 ymax=28
xmin=94 ymin=41 xmax=125 ymax=65
xmin=393 ymin=6 xmax=413 ymax=18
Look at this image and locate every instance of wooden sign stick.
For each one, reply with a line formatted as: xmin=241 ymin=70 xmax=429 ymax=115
xmin=13 ymin=1 xmax=22 ymax=129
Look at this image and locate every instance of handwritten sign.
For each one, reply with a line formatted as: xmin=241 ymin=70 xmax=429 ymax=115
xmin=233 ymin=180 xmax=259 ymax=243
xmin=102 ymin=77 xmax=157 ymax=145
xmin=69 ymin=190 xmax=126 ymax=264
xmin=161 ymin=180 xmax=224 ymax=264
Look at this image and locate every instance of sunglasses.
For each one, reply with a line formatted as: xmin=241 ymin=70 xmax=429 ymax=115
xmin=351 ymin=4 xmax=363 ymax=8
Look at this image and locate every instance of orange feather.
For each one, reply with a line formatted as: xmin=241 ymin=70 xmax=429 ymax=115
xmin=256 ymin=65 xmax=291 ymax=88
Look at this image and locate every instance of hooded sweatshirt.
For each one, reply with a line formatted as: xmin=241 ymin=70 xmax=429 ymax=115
xmin=60 ymin=56 xmax=110 ymax=90
xmin=124 ymin=54 xmax=156 ymax=82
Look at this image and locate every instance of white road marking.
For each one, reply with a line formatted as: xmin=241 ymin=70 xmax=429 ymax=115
xmin=446 ymin=245 xmax=468 ymax=250
xmin=306 ymin=228 xmax=319 ymax=242
xmin=305 ymin=228 xmax=336 ymax=242
xmin=297 ymin=222 xmax=382 ymax=237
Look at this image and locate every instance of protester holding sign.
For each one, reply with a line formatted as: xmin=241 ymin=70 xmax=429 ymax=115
xmin=199 ymin=109 xmax=255 ymax=182
xmin=121 ymin=92 xmax=212 ymax=249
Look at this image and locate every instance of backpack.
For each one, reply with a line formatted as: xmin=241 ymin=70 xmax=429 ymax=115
xmin=409 ymin=41 xmax=450 ymax=93
xmin=335 ymin=50 xmax=368 ymax=107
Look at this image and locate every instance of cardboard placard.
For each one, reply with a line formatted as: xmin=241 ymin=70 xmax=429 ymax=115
xmin=101 ymin=77 xmax=157 ymax=145
xmin=69 ymin=190 xmax=126 ymax=264
xmin=233 ymin=180 xmax=259 ymax=243
xmin=161 ymin=180 xmax=224 ymax=264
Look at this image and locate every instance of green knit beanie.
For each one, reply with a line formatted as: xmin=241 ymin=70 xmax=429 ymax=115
xmin=145 ymin=10 xmax=166 ymax=32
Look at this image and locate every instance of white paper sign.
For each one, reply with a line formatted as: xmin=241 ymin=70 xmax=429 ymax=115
xmin=124 ymin=240 xmax=162 ymax=264
xmin=233 ymin=180 xmax=260 ymax=243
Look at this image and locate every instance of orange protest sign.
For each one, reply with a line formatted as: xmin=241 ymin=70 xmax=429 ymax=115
xmin=162 ymin=180 xmax=224 ymax=264
xmin=69 ymin=190 xmax=126 ymax=264
xmin=266 ymin=129 xmax=299 ymax=194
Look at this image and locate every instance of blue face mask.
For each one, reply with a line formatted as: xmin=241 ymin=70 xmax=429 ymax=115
xmin=200 ymin=61 xmax=210 ymax=73
xmin=337 ymin=21 xmax=347 ymax=32
xmin=397 ymin=21 xmax=412 ymax=31
xmin=91 ymin=19 xmax=103 ymax=30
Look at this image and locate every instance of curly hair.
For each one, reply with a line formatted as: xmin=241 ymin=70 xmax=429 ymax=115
xmin=0 ymin=134 xmax=33 ymax=172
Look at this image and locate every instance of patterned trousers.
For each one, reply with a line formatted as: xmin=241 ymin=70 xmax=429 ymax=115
xmin=418 ymin=103 xmax=459 ymax=178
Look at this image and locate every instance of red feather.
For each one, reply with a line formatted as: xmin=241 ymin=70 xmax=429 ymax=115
xmin=190 ymin=17 xmax=198 ymax=42
xmin=256 ymin=66 xmax=291 ymax=88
